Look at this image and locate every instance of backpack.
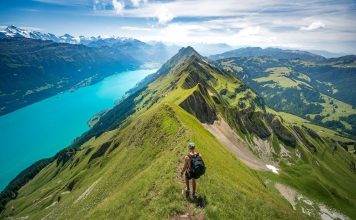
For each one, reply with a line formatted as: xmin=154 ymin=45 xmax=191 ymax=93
xmin=189 ymin=153 xmax=206 ymax=179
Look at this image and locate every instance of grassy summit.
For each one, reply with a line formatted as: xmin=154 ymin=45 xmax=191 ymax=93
xmin=1 ymin=47 xmax=355 ymax=219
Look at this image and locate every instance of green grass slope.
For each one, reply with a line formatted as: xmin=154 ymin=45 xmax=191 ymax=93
xmin=1 ymin=47 xmax=355 ymax=219
xmin=216 ymin=56 xmax=356 ymax=137
xmin=0 ymin=101 xmax=306 ymax=219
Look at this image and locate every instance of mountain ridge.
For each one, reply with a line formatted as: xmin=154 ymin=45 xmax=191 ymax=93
xmin=0 ymin=25 xmax=179 ymax=65
xmin=0 ymin=25 xmax=137 ymax=45
xmin=209 ymin=47 xmax=327 ymax=62
xmin=1 ymin=47 xmax=355 ymax=219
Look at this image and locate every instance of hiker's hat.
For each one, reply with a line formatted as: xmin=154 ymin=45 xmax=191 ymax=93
xmin=188 ymin=142 xmax=195 ymax=149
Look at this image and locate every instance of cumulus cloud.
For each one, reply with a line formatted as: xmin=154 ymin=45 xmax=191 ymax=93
xmin=155 ymin=5 xmax=174 ymax=24
xmin=112 ymin=0 xmax=124 ymax=14
xmin=90 ymin=0 xmax=355 ymax=52
xmin=301 ymin=21 xmax=326 ymax=31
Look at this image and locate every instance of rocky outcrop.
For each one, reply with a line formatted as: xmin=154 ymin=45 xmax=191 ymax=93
xmin=303 ymin=125 xmax=323 ymax=142
xmin=293 ymin=126 xmax=317 ymax=153
xmin=181 ymin=60 xmax=213 ymax=89
xmin=179 ymin=84 xmax=217 ymax=124
xmin=269 ymin=116 xmax=296 ymax=147
xmin=225 ymin=108 xmax=271 ymax=139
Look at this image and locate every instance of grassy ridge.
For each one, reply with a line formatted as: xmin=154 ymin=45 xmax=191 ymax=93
xmin=1 ymin=47 xmax=355 ymax=219
xmin=0 ymin=103 xmax=307 ymax=219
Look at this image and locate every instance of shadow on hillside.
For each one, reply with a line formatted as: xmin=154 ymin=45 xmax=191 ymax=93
xmin=188 ymin=194 xmax=208 ymax=208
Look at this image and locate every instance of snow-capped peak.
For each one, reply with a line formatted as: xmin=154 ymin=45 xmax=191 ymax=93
xmin=0 ymin=25 xmax=147 ymax=47
xmin=0 ymin=25 xmax=59 ymax=42
xmin=3 ymin=25 xmax=31 ymax=38
xmin=58 ymin=34 xmax=79 ymax=44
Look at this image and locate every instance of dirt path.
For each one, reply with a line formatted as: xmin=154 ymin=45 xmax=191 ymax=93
xmin=275 ymin=183 xmax=297 ymax=209
xmin=203 ymin=118 xmax=268 ymax=171
xmin=74 ymin=177 xmax=102 ymax=204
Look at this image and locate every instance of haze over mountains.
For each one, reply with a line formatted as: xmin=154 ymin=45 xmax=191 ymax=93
xmin=0 ymin=25 xmax=349 ymax=58
xmin=0 ymin=26 xmax=179 ymax=116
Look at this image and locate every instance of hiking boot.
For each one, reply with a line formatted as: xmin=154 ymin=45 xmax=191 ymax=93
xmin=185 ymin=188 xmax=190 ymax=198
xmin=192 ymin=192 xmax=197 ymax=200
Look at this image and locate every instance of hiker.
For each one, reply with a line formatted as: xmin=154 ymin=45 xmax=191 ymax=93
xmin=181 ymin=142 xmax=205 ymax=199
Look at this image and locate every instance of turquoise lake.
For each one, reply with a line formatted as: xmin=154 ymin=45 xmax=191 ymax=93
xmin=0 ymin=69 xmax=155 ymax=190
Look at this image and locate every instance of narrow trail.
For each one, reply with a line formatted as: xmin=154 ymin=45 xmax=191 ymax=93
xmin=74 ymin=177 xmax=102 ymax=204
xmin=203 ymin=118 xmax=268 ymax=171
xmin=174 ymin=155 xmax=205 ymax=220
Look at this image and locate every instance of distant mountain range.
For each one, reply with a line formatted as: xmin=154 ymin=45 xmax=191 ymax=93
xmin=0 ymin=25 xmax=61 ymax=42
xmin=1 ymin=25 xmax=350 ymax=58
xmin=0 ymin=25 xmax=179 ymax=63
xmin=209 ymin=47 xmax=326 ymax=62
xmin=0 ymin=26 xmax=181 ymax=116
xmin=309 ymin=50 xmax=348 ymax=58
xmin=0 ymin=25 xmax=138 ymax=45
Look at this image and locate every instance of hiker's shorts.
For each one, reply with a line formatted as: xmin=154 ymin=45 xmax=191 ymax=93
xmin=185 ymin=171 xmax=195 ymax=180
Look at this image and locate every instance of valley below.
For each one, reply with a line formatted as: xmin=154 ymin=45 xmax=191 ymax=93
xmin=0 ymin=69 xmax=155 ymax=190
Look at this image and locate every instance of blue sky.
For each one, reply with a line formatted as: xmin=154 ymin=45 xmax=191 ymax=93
xmin=1 ymin=0 xmax=356 ymax=53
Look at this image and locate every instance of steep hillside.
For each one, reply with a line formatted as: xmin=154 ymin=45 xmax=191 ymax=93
xmin=1 ymin=47 xmax=355 ymax=219
xmin=216 ymin=56 xmax=356 ymax=137
xmin=0 ymin=37 xmax=139 ymax=116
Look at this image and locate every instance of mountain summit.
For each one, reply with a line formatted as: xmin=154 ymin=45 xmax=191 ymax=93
xmin=0 ymin=25 xmax=61 ymax=42
xmin=1 ymin=47 xmax=355 ymax=219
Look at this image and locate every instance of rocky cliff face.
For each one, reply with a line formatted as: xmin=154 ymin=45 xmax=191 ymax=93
xmin=179 ymin=84 xmax=217 ymax=124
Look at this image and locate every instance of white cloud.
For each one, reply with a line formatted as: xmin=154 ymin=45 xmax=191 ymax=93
xmin=301 ymin=21 xmax=326 ymax=31
xmin=238 ymin=26 xmax=261 ymax=36
xmin=112 ymin=0 xmax=124 ymax=15
xmin=121 ymin=0 xmax=273 ymax=20
xmin=86 ymin=0 xmax=356 ymax=53
xmin=121 ymin=26 xmax=152 ymax=31
xmin=130 ymin=0 xmax=146 ymax=7
xmin=131 ymin=0 xmax=140 ymax=7
xmin=155 ymin=5 xmax=174 ymax=24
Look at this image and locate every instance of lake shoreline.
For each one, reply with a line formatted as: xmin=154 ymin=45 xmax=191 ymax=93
xmin=0 ymin=69 xmax=156 ymax=191
xmin=0 ymin=67 xmax=139 ymax=117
